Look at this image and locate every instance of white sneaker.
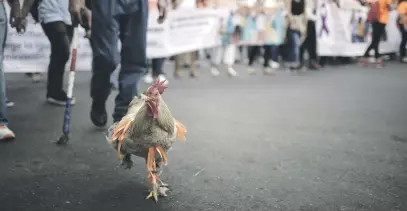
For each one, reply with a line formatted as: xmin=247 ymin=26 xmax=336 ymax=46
xmin=32 ymin=73 xmax=41 ymax=83
xmin=157 ymin=74 xmax=169 ymax=85
xmin=270 ymin=61 xmax=280 ymax=69
xmin=46 ymin=97 xmax=76 ymax=106
xmin=143 ymin=74 xmax=154 ymax=84
xmin=227 ymin=67 xmax=238 ymax=77
xmin=0 ymin=125 xmax=15 ymax=141
xmin=402 ymin=57 xmax=407 ymax=63
xmin=6 ymin=99 xmax=14 ymax=108
xmin=210 ymin=67 xmax=220 ymax=77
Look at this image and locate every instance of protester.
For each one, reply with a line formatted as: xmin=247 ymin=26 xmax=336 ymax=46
xmin=174 ymin=52 xmax=198 ymax=78
xmin=210 ymin=12 xmax=239 ymax=77
xmin=0 ymin=0 xmax=26 ymax=141
xmin=287 ymin=0 xmax=308 ymax=70
xmin=397 ymin=0 xmax=407 ymax=63
xmin=90 ymin=0 xmax=166 ymax=127
xmin=247 ymin=9 xmax=275 ymax=74
xmin=299 ymin=0 xmax=320 ymax=70
xmin=36 ymin=0 xmax=75 ymax=105
xmin=360 ymin=0 xmax=392 ymax=67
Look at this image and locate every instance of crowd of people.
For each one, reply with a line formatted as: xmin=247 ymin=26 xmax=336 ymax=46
xmin=0 ymin=0 xmax=406 ymax=142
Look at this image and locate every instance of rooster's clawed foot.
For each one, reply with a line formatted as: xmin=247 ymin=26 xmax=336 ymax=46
xmin=120 ymin=154 xmax=133 ymax=169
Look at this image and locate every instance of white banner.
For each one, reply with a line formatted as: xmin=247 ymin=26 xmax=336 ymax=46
xmin=3 ymin=1 xmax=401 ymax=72
xmin=3 ymin=6 xmax=228 ymax=72
xmin=316 ymin=0 xmax=400 ymax=56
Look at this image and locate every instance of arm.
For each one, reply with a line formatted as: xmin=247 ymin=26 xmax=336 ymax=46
xmin=6 ymin=0 xmax=20 ymax=8
xmin=20 ymin=0 xmax=36 ymax=18
xmin=7 ymin=0 xmax=20 ymax=27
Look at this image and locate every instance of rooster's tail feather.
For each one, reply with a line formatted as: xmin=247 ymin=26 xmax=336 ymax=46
xmin=175 ymin=119 xmax=187 ymax=141
xmin=107 ymin=118 xmax=133 ymax=159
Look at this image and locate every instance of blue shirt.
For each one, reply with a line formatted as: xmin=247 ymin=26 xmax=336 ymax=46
xmin=38 ymin=0 xmax=72 ymax=25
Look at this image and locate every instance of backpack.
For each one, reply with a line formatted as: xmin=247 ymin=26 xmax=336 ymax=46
xmin=367 ymin=1 xmax=380 ymax=22
xmin=30 ymin=0 xmax=42 ymax=23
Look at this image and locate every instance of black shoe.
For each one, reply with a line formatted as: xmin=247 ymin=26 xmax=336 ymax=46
xmin=90 ymin=102 xmax=107 ymax=127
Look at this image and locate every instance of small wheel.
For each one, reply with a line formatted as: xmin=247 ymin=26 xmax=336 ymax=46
xmin=56 ymin=134 xmax=69 ymax=145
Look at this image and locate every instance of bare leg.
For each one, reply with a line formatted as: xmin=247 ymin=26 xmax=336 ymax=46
xmin=174 ymin=54 xmax=182 ymax=78
xmin=189 ymin=52 xmax=198 ymax=77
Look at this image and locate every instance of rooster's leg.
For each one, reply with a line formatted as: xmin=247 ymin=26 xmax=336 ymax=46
xmin=146 ymin=147 xmax=160 ymax=202
xmin=155 ymin=161 xmax=170 ymax=196
xmin=120 ymin=153 xmax=133 ymax=169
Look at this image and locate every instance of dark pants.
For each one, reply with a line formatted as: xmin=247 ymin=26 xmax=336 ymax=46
xmin=300 ymin=20 xmax=317 ymax=65
xmin=150 ymin=58 xmax=165 ymax=77
xmin=398 ymin=24 xmax=407 ymax=58
xmin=41 ymin=21 xmax=73 ymax=99
xmin=90 ymin=0 xmax=148 ymax=122
xmin=248 ymin=45 xmax=275 ymax=67
xmin=363 ymin=21 xmax=386 ymax=58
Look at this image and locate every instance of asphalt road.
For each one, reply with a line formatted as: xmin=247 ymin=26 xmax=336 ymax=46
xmin=1 ymin=62 xmax=407 ymax=211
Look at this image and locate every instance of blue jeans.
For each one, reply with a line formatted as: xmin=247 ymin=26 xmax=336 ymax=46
xmin=150 ymin=58 xmax=165 ymax=77
xmin=290 ymin=29 xmax=301 ymax=65
xmin=270 ymin=45 xmax=279 ymax=62
xmin=90 ymin=0 xmax=148 ymax=121
xmin=0 ymin=3 xmax=8 ymax=126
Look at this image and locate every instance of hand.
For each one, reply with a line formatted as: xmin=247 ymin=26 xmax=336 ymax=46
xmin=69 ymin=0 xmax=83 ymax=26
xmin=80 ymin=7 xmax=91 ymax=37
xmin=157 ymin=0 xmax=168 ymax=24
xmin=9 ymin=0 xmax=21 ymax=28
xmin=15 ymin=18 xmax=27 ymax=34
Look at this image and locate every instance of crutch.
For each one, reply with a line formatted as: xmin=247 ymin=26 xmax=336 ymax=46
xmin=56 ymin=26 xmax=79 ymax=145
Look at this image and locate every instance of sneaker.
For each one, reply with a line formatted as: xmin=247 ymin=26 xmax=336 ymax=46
xmin=308 ymin=62 xmax=320 ymax=70
xmin=375 ymin=59 xmax=384 ymax=68
xmin=289 ymin=65 xmax=302 ymax=71
xmin=227 ymin=67 xmax=238 ymax=77
xmin=46 ymin=92 xmax=76 ymax=106
xmin=157 ymin=74 xmax=169 ymax=85
xmin=143 ymin=74 xmax=154 ymax=84
xmin=358 ymin=57 xmax=369 ymax=67
xmin=0 ymin=125 xmax=15 ymax=141
xmin=25 ymin=72 xmax=41 ymax=83
xmin=401 ymin=57 xmax=407 ymax=63
xmin=31 ymin=73 xmax=41 ymax=83
xmin=270 ymin=61 xmax=280 ymax=69
xmin=6 ymin=99 xmax=14 ymax=108
xmin=263 ymin=67 xmax=275 ymax=75
xmin=210 ymin=67 xmax=220 ymax=77
xmin=47 ymin=97 xmax=76 ymax=106
xmin=247 ymin=67 xmax=256 ymax=74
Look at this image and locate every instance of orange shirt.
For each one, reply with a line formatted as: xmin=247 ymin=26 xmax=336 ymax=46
xmin=398 ymin=1 xmax=407 ymax=24
xmin=378 ymin=0 xmax=392 ymax=24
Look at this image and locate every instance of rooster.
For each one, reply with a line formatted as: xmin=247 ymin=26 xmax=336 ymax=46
xmin=107 ymin=79 xmax=187 ymax=202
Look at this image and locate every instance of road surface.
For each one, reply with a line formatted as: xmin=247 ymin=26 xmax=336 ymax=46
xmin=1 ymin=62 xmax=407 ymax=211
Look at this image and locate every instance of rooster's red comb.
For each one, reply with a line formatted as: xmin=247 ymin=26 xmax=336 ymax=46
xmin=147 ymin=79 xmax=168 ymax=94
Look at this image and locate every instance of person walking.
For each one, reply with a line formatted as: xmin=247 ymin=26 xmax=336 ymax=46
xmin=299 ymin=0 xmax=320 ymax=70
xmin=90 ymin=0 xmax=167 ymax=127
xmin=360 ymin=0 xmax=392 ymax=67
xmin=0 ymin=0 xmax=26 ymax=141
xmin=287 ymin=0 xmax=308 ymax=71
